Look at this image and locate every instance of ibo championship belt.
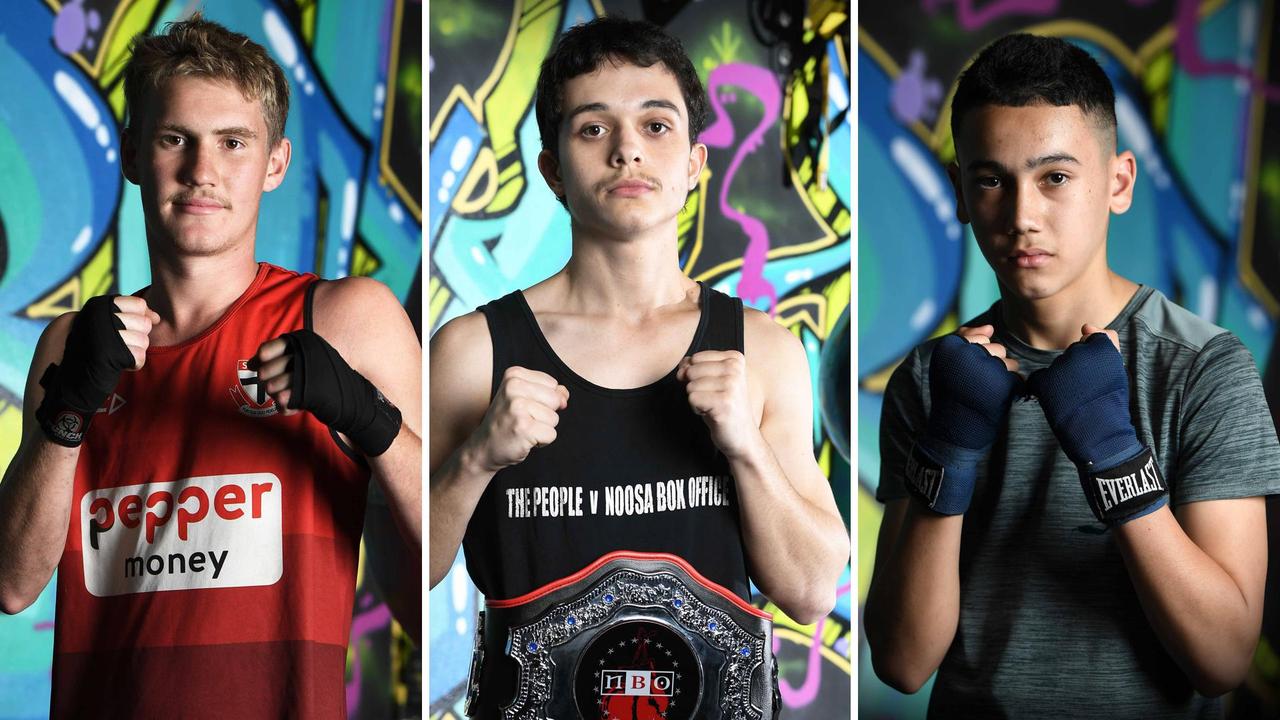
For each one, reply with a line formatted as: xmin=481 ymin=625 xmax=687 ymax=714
xmin=465 ymin=551 xmax=779 ymax=719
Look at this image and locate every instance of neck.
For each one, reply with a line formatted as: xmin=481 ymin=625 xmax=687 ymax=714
xmin=546 ymin=219 xmax=694 ymax=315
xmin=1001 ymin=268 xmax=1138 ymax=350
xmin=143 ymin=244 xmax=260 ymax=344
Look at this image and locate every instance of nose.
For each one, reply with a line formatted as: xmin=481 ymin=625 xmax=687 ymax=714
xmin=610 ymin=125 xmax=644 ymax=168
xmin=179 ymin=141 xmax=217 ymax=187
xmin=1006 ymin=179 xmax=1042 ymax=236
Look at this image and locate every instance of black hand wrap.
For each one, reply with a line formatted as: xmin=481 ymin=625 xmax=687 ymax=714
xmin=281 ymin=329 xmax=402 ymax=457
xmin=36 ymin=296 xmax=135 ymax=447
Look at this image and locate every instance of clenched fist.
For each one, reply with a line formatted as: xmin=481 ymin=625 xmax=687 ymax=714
xmin=36 ymin=295 xmax=159 ymax=446
xmin=466 ymin=366 xmax=569 ymax=473
xmin=676 ymin=350 xmax=759 ymax=459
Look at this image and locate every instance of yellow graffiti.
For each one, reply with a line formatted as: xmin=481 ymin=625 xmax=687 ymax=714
xmin=379 ymin=0 xmax=422 ymax=221
xmin=24 ymin=235 xmax=115 ymax=319
xmin=428 ymin=275 xmax=452 ymax=329
xmin=451 ymin=146 xmax=500 ymax=214
xmin=351 ymin=240 xmax=382 ymax=278
xmin=678 ymin=165 xmax=711 ymax=276
xmin=0 ymin=401 xmax=23 ymax=484
xmin=777 ymin=292 xmax=826 ymax=339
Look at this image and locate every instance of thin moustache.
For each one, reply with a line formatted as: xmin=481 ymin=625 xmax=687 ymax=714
xmin=169 ymin=194 xmax=230 ymax=209
xmin=602 ymin=176 xmax=660 ymax=192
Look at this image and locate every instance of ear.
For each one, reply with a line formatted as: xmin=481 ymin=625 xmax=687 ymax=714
xmin=262 ymin=138 xmax=292 ymax=192
xmin=687 ymin=142 xmax=708 ymax=190
xmin=947 ymin=162 xmax=970 ymax=224
xmin=120 ymin=130 xmax=140 ymax=186
xmin=537 ymin=149 xmax=565 ymax=199
xmin=1108 ymin=149 xmax=1137 ymax=215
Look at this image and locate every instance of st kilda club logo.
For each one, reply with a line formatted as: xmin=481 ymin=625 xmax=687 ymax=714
xmin=230 ymin=359 xmax=278 ymax=417
xmin=573 ymin=620 xmax=702 ymax=720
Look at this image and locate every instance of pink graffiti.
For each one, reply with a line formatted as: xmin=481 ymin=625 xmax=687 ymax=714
xmin=1172 ymin=0 xmax=1280 ymax=101
xmin=922 ymin=0 xmax=1280 ymax=102
xmin=345 ymin=597 xmax=392 ymax=716
xmin=921 ymin=0 xmax=1060 ymax=30
xmin=34 ymin=621 xmax=53 ymax=631
xmin=773 ymin=580 xmax=852 ymax=708
xmin=703 ymin=63 xmax=780 ymax=314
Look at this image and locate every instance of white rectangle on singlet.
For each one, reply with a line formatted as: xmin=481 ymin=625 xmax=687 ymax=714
xmin=80 ymin=473 xmax=283 ymax=596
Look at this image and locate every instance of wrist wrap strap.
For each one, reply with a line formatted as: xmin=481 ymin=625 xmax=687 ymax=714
xmin=906 ymin=438 xmax=984 ymax=515
xmin=282 ymin=329 xmax=402 ymax=457
xmin=1080 ymin=446 xmax=1168 ymax=525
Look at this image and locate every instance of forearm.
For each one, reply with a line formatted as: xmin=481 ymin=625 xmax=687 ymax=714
xmin=864 ymin=504 xmax=962 ymax=693
xmin=0 ymin=436 xmax=79 ymax=614
xmin=729 ymin=436 xmax=847 ymax=623
xmin=428 ymin=440 xmax=496 ymax=589
xmin=1116 ymin=505 xmax=1260 ymax=695
xmin=367 ymin=425 xmax=422 ymax=548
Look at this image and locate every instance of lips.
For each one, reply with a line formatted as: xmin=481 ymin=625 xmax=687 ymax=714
xmin=172 ymin=198 xmax=227 ymax=215
xmin=607 ymin=179 xmax=655 ymax=197
xmin=1009 ymin=248 xmax=1052 ymax=269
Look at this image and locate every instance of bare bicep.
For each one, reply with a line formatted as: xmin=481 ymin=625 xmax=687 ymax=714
xmin=428 ymin=313 xmax=493 ymax=473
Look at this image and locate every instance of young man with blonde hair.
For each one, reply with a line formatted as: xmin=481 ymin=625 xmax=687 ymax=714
xmin=0 ymin=16 xmax=420 ymax=718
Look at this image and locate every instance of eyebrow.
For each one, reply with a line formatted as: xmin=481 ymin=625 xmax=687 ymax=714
xmin=564 ymin=99 xmax=683 ymax=121
xmin=966 ymin=153 xmax=1081 ymax=174
xmin=158 ymin=122 xmax=259 ymax=139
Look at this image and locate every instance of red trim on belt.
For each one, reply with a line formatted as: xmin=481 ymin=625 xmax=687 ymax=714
xmin=485 ymin=550 xmax=772 ymax=619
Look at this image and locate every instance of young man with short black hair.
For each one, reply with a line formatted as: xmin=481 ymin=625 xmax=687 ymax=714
xmin=430 ymin=16 xmax=847 ymax=717
xmin=866 ymin=33 xmax=1280 ymax=718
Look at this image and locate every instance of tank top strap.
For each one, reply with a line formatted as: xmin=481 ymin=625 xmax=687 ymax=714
xmin=477 ymin=291 xmax=532 ymax=397
xmin=694 ymin=283 xmax=744 ymax=354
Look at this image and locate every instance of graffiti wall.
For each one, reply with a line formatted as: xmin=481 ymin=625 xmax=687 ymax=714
xmin=428 ymin=0 xmax=851 ymax=717
xmin=0 ymin=2 xmax=421 ymax=718
xmin=859 ymin=0 xmax=1280 ymax=717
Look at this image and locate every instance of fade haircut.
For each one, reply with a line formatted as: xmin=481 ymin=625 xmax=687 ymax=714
xmin=950 ymin=33 xmax=1117 ymax=150
xmin=534 ymin=16 xmax=709 ymax=159
xmin=123 ymin=14 xmax=290 ymax=147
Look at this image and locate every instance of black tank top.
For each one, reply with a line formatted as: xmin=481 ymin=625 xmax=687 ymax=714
xmin=463 ymin=283 xmax=753 ymax=602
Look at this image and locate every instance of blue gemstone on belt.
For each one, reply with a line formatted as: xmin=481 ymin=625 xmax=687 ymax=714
xmin=527 ymin=641 xmax=539 ymax=653
xmin=739 ymin=647 xmax=750 ymax=656
xmin=566 ymin=615 xmax=577 ymax=626
xmin=672 ymin=597 xmax=683 ymax=608
xmin=603 ymin=593 xmax=614 ymax=604
xmin=708 ymin=621 xmax=718 ymax=630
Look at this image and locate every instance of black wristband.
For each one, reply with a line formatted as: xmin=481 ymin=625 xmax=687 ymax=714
xmin=1079 ymin=446 xmax=1168 ymax=524
xmin=282 ymin=329 xmax=403 ymax=457
xmin=35 ymin=363 xmax=93 ymax=447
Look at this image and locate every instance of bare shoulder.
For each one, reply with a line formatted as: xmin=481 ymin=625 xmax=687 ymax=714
xmin=311 ymin=276 xmax=407 ymax=341
xmin=742 ymin=306 xmax=807 ymax=373
xmin=311 ymin=277 xmax=417 ymax=363
xmin=30 ymin=313 xmax=77 ymax=373
xmin=741 ymin=306 xmax=813 ymax=423
xmin=428 ymin=310 xmax=492 ymax=398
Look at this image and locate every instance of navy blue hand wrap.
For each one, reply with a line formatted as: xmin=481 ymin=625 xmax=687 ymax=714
xmin=36 ymin=296 xmax=134 ymax=447
xmin=907 ymin=334 xmax=1020 ymax=514
xmin=280 ymin=329 xmax=402 ymax=457
xmin=1028 ymin=333 xmax=1167 ymax=524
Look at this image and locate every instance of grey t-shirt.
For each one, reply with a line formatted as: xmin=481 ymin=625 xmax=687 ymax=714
xmin=877 ymin=286 xmax=1280 ymax=719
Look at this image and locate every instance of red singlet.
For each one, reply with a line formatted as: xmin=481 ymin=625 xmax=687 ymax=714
xmin=50 ymin=263 xmax=368 ymax=719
